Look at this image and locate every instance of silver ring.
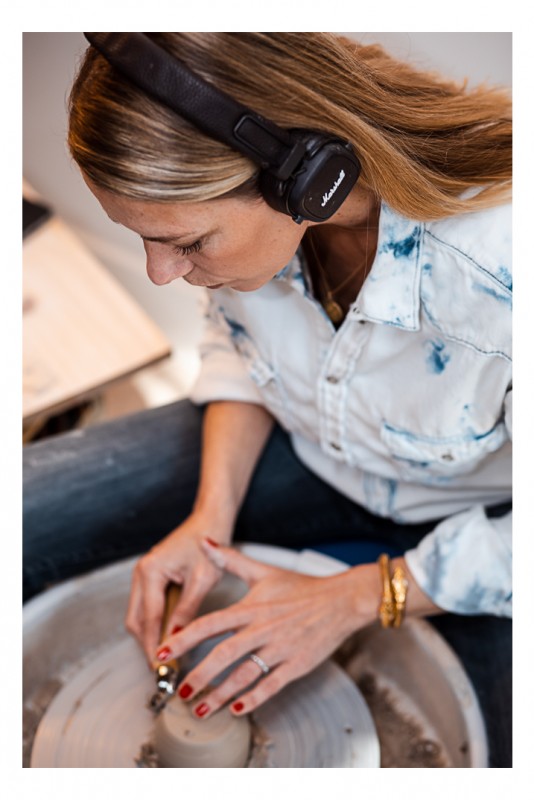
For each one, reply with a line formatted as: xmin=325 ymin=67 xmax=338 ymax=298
xmin=249 ymin=653 xmax=270 ymax=674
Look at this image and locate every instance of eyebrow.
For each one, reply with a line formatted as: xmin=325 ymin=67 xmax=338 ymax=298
xmin=141 ymin=232 xmax=200 ymax=244
xmin=107 ymin=214 xmax=213 ymax=244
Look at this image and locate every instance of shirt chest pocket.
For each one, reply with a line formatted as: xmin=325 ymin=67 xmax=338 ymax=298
xmin=233 ymin=338 xmax=293 ymax=431
xmin=380 ymin=420 xmax=508 ymax=481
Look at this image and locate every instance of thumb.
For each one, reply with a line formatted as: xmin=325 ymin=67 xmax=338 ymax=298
xmin=200 ymin=538 xmax=270 ymax=585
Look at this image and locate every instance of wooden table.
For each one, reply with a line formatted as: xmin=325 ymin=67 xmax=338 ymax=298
xmin=23 ymin=213 xmax=171 ymax=426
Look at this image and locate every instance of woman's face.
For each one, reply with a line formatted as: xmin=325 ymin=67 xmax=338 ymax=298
xmin=87 ymin=181 xmax=310 ymax=292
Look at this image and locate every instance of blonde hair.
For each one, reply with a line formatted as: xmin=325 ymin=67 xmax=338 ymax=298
xmin=68 ymin=33 xmax=511 ymax=220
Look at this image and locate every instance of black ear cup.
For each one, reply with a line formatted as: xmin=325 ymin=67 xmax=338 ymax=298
xmin=84 ymin=34 xmax=362 ymax=223
xmin=261 ymin=134 xmax=362 ymax=222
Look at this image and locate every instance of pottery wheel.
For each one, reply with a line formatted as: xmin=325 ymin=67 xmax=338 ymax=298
xmin=30 ymin=636 xmax=379 ymax=768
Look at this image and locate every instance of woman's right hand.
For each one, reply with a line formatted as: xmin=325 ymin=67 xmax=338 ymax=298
xmin=125 ymin=511 xmax=232 ymax=666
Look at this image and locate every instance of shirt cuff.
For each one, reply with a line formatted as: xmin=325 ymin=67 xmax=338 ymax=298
xmin=404 ymin=504 xmax=512 ymax=617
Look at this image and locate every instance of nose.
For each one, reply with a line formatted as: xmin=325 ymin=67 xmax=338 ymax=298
xmin=143 ymin=241 xmax=194 ymax=286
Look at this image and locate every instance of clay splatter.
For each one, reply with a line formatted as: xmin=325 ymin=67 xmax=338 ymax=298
xmin=356 ymin=673 xmax=447 ymax=768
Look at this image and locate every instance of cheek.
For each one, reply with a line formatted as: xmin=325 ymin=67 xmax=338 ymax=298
xmin=237 ymin=224 xmax=303 ymax=268
xmin=200 ymin=218 xmax=304 ymax=281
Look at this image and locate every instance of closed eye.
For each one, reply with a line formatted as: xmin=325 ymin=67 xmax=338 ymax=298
xmin=173 ymin=240 xmax=202 ymax=256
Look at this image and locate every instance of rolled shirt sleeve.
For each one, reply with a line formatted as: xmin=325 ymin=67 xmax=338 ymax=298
xmin=189 ymin=291 xmax=265 ymax=406
xmin=404 ymin=505 xmax=511 ymax=616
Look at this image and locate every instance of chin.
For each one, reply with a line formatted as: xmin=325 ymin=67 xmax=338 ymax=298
xmin=232 ymin=276 xmax=273 ymax=292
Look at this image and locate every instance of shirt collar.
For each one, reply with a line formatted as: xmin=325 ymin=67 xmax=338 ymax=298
xmin=274 ymin=203 xmax=423 ymax=331
xmin=356 ymin=203 xmax=422 ymax=331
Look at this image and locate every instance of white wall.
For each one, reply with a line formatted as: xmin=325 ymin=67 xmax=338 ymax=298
xmin=23 ymin=33 xmax=512 ymax=358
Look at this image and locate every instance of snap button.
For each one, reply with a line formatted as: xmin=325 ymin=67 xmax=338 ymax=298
xmin=330 ymin=442 xmax=342 ymax=451
xmin=326 ymin=375 xmax=340 ymax=384
xmin=441 ymin=453 xmax=454 ymax=461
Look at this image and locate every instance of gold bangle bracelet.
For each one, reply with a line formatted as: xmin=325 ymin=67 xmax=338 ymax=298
xmin=391 ymin=566 xmax=408 ymax=627
xmin=377 ymin=554 xmax=409 ymax=628
xmin=378 ymin=553 xmax=396 ymax=628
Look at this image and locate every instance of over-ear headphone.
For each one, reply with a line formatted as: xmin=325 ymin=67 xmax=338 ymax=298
xmin=83 ymin=33 xmax=362 ymax=224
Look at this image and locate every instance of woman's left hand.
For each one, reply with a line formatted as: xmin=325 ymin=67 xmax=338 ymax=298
xmin=156 ymin=539 xmax=379 ymax=719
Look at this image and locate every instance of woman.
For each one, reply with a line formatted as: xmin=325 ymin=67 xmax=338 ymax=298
xmin=24 ymin=33 xmax=512 ymax=765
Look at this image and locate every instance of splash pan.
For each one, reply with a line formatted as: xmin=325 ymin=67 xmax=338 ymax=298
xmin=23 ymin=544 xmax=487 ymax=767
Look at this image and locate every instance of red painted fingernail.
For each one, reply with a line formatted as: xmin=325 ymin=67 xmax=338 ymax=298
xmin=179 ymin=683 xmax=193 ymax=699
xmin=171 ymin=625 xmax=183 ymax=635
xmin=205 ymin=537 xmax=219 ymax=547
xmin=194 ymin=702 xmax=210 ymax=717
xmin=232 ymin=701 xmax=244 ymax=713
xmin=156 ymin=646 xmax=171 ymax=661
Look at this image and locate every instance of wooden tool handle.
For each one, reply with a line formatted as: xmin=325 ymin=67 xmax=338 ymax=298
xmin=156 ymin=582 xmax=182 ymax=669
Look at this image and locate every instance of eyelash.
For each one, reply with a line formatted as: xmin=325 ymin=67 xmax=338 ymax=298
xmin=173 ymin=240 xmax=202 ymax=256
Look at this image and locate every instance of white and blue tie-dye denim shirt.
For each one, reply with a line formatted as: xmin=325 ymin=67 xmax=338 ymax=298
xmin=190 ymin=201 xmax=512 ymax=617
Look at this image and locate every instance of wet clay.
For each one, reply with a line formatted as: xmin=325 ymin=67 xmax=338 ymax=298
xmin=136 ymin=715 xmax=274 ymax=768
xmin=153 ymin=696 xmax=251 ymax=768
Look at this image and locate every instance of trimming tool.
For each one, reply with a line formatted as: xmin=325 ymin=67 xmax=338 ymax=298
xmin=148 ymin=583 xmax=182 ymax=713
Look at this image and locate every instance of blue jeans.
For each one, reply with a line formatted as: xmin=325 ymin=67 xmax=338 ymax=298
xmin=23 ymin=399 xmax=512 ymax=766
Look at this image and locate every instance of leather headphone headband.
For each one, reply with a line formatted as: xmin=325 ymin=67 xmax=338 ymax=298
xmin=84 ymin=33 xmax=307 ymax=181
